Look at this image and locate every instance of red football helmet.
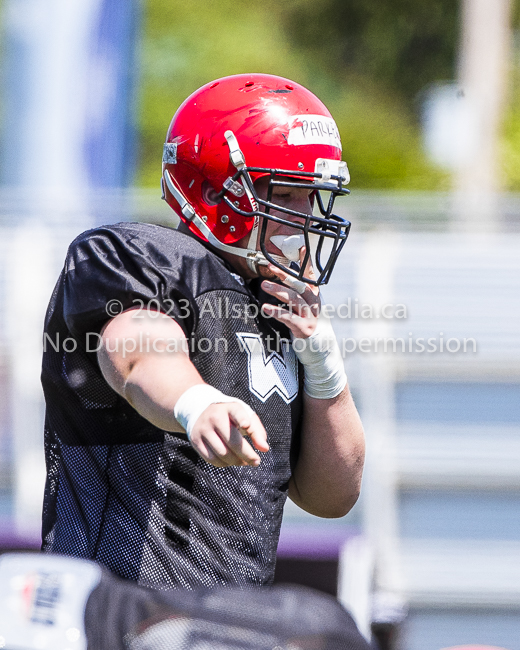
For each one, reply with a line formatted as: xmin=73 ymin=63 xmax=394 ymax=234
xmin=162 ymin=73 xmax=351 ymax=286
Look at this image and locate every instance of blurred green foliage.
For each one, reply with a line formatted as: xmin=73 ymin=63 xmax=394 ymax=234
xmin=501 ymin=2 xmax=520 ymax=190
xmin=137 ymin=0 xmax=450 ymax=190
xmin=138 ymin=0 xmax=307 ymax=188
xmin=137 ymin=0 xmax=518 ymax=191
xmin=278 ymin=0 xmax=459 ymax=101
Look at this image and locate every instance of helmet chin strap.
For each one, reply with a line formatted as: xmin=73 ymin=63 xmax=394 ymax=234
xmin=224 ymin=130 xmax=262 ymax=274
xmin=246 ymin=218 xmax=261 ymax=273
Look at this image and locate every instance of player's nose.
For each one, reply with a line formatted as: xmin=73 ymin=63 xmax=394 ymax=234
xmin=290 ymin=192 xmax=314 ymax=217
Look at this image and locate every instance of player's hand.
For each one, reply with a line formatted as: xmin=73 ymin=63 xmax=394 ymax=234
xmin=188 ymin=401 xmax=269 ymax=468
xmin=260 ymin=247 xmax=320 ymax=339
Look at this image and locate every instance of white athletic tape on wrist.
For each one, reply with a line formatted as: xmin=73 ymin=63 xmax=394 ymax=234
xmin=174 ymin=384 xmax=253 ymax=441
xmin=292 ymin=314 xmax=347 ymax=399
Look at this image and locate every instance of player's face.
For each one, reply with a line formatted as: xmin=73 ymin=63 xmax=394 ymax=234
xmin=227 ymin=177 xmax=314 ymax=280
xmin=257 ymin=176 xmax=313 ymax=249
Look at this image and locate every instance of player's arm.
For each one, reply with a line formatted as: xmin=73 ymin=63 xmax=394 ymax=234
xmin=97 ymin=309 xmax=268 ymax=467
xmin=290 ymin=387 xmax=364 ymax=518
xmin=261 ymin=265 xmax=365 ymax=519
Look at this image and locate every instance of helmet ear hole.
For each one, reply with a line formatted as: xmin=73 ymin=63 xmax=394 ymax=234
xmin=201 ymin=180 xmax=221 ymax=206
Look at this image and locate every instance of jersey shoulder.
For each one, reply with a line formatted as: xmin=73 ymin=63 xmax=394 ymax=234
xmin=60 ymin=222 xmax=249 ymax=339
xmin=67 ymin=222 xmax=247 ymax=299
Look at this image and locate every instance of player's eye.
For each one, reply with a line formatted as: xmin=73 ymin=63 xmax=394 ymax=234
xmin=272 ymin=192 xmax=292 ymax=203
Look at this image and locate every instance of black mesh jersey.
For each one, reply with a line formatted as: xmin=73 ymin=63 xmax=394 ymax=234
xmin=41 ymin=222 xmax=303 ymax=591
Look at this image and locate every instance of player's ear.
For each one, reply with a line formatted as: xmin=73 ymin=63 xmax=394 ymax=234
xmin=201 ymin=180 xmax=221 ymax=206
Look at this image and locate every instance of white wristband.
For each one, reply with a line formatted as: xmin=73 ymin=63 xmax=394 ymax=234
xmin=292 ymin=314 xmax=347 ymax=399
xmin=174 ymin=384 xmax=252 ymax=441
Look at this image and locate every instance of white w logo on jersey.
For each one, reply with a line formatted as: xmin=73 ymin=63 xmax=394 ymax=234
xmin=236 ymin=333 xmax=299 ymax=404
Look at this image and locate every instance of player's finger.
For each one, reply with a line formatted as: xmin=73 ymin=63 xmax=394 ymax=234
xmin=190 ymin=410 xmax=248 ymax=466
xmin=261 ymin=281 xmax=314 ymax=318
xmin=298 ymin=246 xmax=320 ymax=297
xmin=266 ymin=262 xmax=320 ymax=309
xmin=266 ymin=264 xmax=310 ymax=298
xmin=199 ymin=429 xmax=251 ymax=467
xmin=281 ymin=275 xmax=307 ymax=295
xmin=201 ymin=427 xmax=240 ymax=462
xmin=260 ymin=304 xmax=316 ymax=339
xmin=192 ymin=438 xmax=228 ymax=468
xmin=213 ymin=418 xmax=261 ymax=466
xmin=228 ymin=403 xmax=269 ymax=453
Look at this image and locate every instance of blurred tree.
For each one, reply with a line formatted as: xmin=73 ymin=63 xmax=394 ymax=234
xmin=136 ymin=0 xmax=453 ymax=190
xmin=501 ymin=0 xmax=520 ymax=190
xmin=137 ymin=0 xmax=306 ymax=188
xmin=278 ymin=0 xmax=459 ymax=102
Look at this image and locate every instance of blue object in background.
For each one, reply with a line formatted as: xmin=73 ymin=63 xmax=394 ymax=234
xmin=83 ymin=0 xmax=140 ymax=189
xmin=404 ymin=610 xmax=520 ymax=650
xmin=0 ymin=0 xmax=140 ymax=202
xmin=400 ymin=489 xmax=520 ymax=540
xmin=396 ymin=382 xmax=520 ymax=424
xmin=0 ymin=0 xmax=141 ymax=546
xmin=396 ymin=380 xmax=520 ymax=650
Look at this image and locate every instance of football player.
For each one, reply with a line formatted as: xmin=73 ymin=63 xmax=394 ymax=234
xmin=41 ymin=74 xmax=365 ymax=589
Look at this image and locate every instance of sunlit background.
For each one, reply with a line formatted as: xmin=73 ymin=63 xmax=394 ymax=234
xmin=1 ymin=1 xmax=520 ymax=649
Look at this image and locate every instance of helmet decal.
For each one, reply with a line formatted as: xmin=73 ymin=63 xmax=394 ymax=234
xmin=287 ymin=115 xmax=342 ymax=149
